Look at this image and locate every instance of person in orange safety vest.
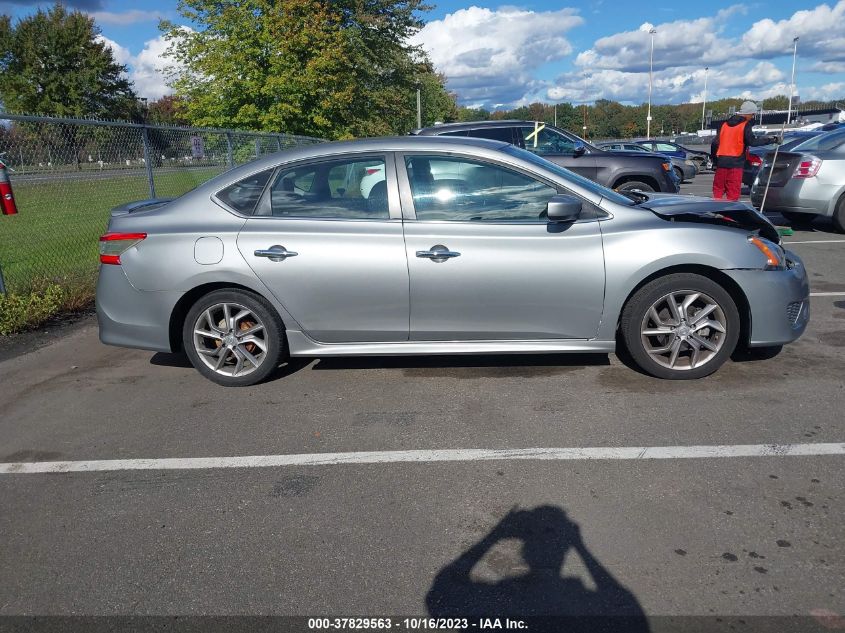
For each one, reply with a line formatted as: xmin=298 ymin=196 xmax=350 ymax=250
xmin=710 ymin=101 xmax=778 ymax=201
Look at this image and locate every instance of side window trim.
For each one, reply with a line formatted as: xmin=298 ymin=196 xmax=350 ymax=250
xmin=246 ymin=152 xmax=401 ymax=221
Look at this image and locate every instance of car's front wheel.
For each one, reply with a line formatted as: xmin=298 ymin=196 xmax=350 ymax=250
xmin=183 ymin=289 xmax=286 ymax=386
xmin=615 ymin=180 xmax=655 ymax=193
xmin=620 ymin=274 xmax=740 ymax=379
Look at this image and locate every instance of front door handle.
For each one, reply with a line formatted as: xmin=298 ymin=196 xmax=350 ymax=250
xmin=254 ymin=245 xmax=298 ymax=262
xmin=416 ymin=245 xmax=461 ymax=263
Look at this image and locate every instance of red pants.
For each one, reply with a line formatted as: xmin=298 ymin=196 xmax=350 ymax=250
xmin=713 ymin=167 xmax=743 ymax=201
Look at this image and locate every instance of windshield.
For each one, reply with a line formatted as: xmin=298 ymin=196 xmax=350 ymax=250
xmin=791 ymin=128 xmax=845 ymax=152
xmin=501 ymin=144 xmax=635 ymax=206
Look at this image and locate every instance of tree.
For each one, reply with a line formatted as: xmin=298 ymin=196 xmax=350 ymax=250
xmin=163 ymin=0 xmax=454 ymax=139
xmin=146 ymin=95 xmax=190 ymax=126
xmin=0 ymin=4 xmax=138 ymax=119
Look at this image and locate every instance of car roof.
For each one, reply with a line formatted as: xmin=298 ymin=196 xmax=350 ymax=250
xmin=413 ymin=120 xmax=539 ymax=135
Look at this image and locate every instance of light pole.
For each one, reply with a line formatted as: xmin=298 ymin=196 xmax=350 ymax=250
xmin=700 ymin=66 xmax=708 ymax=132
xmin=787 ymin=36 xmax=799 ymax=125
xmin=582 ymin=72 xmax=589 ymax=138
xmin=646 ymin=27 xmax=657 ymax=138
xmin=416 ymin=87 xmax=422 ymax=129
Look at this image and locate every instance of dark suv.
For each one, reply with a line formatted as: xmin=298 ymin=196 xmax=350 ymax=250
xmin=412 ymin=120 xmax=679 ymax=193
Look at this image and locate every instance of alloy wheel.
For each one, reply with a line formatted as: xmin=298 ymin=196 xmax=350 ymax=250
xmin=192 ymin=302 xmax=268 ymax=378
xmin=640 ymin=290 xmax=727 ymax=370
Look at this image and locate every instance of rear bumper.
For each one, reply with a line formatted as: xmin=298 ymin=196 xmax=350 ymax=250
xmin=750 ymin=180 xmax=833 ymax=216
xmin=724 ymin=250 xmax=810 ymax=347
xmin=96 ymin=265 xmax=183 ymax=353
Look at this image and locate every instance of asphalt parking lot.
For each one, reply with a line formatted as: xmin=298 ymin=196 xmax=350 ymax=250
xmin=0 ymin=171 xmax=843 ymax=629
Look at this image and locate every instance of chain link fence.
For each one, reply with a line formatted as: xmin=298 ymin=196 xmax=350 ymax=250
xmin=0 ymin=113 xmax=323 ymax=299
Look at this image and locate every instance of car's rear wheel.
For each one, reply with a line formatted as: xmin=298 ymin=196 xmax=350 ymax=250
xmin=781 ymin=210 xmax=817 ymax=227
xmin=620 ymin=273 xmax=740 ymax=379
xmin=832 ymin=195 xmax=845 ymax=233
xmin=615 ymin=180 xmax=655 ymax=193
xmin=183 ymin=289 xmax=285 ymax=386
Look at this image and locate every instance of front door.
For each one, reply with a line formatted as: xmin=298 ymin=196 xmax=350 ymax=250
xmin=236 ymin=154 xmax=409 ymax=343
xmin=399 ymin=154 xmax=605 ymax=341
xmin=516 ymin=125 xmax=598 ymax=180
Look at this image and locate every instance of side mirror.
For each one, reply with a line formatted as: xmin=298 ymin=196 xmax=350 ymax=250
xmin=546 ymin=194 xmax=582 ymax=223
xmin=573 ymin=142 xmax=587 ymax=157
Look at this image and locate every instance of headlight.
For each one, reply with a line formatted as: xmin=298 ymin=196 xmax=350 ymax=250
xmin=748 ymin=236 xmax=785 ymax=270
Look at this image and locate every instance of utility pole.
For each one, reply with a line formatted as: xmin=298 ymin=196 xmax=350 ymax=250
xmin=787 ymin=36 xmax=799 ymax=125
xmin=554 ymin=103 xmax=557 ymax=127
xmin=646 ymin=27 xmax=657 ymax=138
xmin=416 ymin=88 xmax=422 ymax=129
xmin=701 ymin=67 xmax=709 ymax=132
xmin=582 ymin=72 xmax=588 ymax=138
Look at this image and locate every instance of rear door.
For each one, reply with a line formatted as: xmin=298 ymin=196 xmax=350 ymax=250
xmin=398 ymin=152 xmax=605 ymax=340
xmin=235 ymin=153 xmax=409 ymax=343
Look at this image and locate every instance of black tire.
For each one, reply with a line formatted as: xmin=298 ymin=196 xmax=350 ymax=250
xmin=673 ymin=166 xmax=684 ymax=183
xmin=780 ymin=210 xmax=816 ymax=226
xmin=182 ymin=289 xmax=286 ymax=387
xmin=615 ymin=180 xmax=655 ymax=193
xmin=832 ymin=196 xmax=845 ymax=233
xmin=620 ymin=273 xmax=740 ymax=379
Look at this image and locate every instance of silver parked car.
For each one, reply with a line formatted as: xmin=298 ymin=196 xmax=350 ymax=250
xmin=96 ymin=136 xmax=809 ymax=386
xmin=750 ymin=127 xmax=845 ymax=232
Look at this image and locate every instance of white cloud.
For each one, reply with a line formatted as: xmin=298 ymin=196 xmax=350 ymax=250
xmin=412 ymin=5 xmax=583 ymax=104
xmin=742 ymin=1 xmax=845 ymax=62
xmin=96 ymin=35 xmax=132 ymax=66
xmin=802 ymin=81 xmax=845 ymax=100
xmin=90 ymin=10 xmax=164 ymax=26
xmin=548 ymin=61 xmax=785 ymax=105
xmin=574 ymin=8 xmax=752 ymax=73
xmin=97 ymin=31 xmax=190 ymax=100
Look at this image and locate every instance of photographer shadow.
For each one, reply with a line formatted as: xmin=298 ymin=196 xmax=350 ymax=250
xmin=426 ymin=505 xmax=649 ymax=633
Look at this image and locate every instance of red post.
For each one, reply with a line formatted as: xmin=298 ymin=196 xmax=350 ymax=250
xmin=0 ymin=160 xmax=18 ymax=215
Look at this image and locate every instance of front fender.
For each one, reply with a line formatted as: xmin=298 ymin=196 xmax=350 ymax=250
xmin=596 ymin=216 xmax=764 ymax=340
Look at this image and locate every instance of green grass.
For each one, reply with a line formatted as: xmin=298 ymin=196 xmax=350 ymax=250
xmin=0 ymin=168 xmax=223 ymax=294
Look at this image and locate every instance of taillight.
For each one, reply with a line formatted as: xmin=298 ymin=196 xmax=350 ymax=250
xmin=99 ymin=232 xmax=146 ymax=265
xmin=748 ymin=154 xmax=762 ymax=167
xmin=365 ymin=167 xmax=381 ymax=175
xmin=661 ymin=162 xmax=671 ymax=172
xmin=793 ymin=156 xmax=822 ymax=179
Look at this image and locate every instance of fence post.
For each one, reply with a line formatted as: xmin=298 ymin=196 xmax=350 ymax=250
xmin=254 ymin=138 xmax=261 ymax=159
xmin=0 ymin=262 xmax=6 ymax=295
xmin=225 ymin=133 xmax=234 ymax=167
xmin=141 ymin=125 xmax=156 ymax=199
xmin=276 ymin=137 xmax=282 ymax=152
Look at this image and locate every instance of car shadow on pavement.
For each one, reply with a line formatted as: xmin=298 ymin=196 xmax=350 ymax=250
xmin=426 ymin=505 xmax=649 ymax=632
xmin=310 ymin=353 xmax=611 ymax=375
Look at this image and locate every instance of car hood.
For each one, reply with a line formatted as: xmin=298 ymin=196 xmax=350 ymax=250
xmin=640 ymin=193 xmax=780 ymax=242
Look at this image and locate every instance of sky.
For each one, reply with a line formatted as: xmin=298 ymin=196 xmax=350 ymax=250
xmin=2 ymin=0 xmax=844 ymax=110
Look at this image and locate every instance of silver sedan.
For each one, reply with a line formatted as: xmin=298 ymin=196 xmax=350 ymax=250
xmin=96 ymin=136 xmax=809 ymax=386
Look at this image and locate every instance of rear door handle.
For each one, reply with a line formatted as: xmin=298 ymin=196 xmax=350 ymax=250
xmin=254 ymin=245 xmax=298 ymax=261
xmin=416 ymin=245 xmax=461 ymax=262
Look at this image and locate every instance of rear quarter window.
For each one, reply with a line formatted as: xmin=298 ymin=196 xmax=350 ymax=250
xmin=216 ymin=169 xmax=273 ymax=215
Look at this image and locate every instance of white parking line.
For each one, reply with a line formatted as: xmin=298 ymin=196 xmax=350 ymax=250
xmin=784 ymin=240 xmax=845 ymax=244
xmin=810 ymin=292 xmax=845 ymax=297
xmin=1 ymin=443 xmax=843 ymax=475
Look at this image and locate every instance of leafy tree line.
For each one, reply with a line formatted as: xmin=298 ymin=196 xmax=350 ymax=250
xmin=457 ymin=94 xmax=844 ymax=140
xmin=1 ymin=3 xmax=841 ymax=143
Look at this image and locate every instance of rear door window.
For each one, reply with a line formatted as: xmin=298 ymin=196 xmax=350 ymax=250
xmin=256 ymin=156 xmax=389 ymax=219
xmin=460 ymin=127 xmax=515 ymax=144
